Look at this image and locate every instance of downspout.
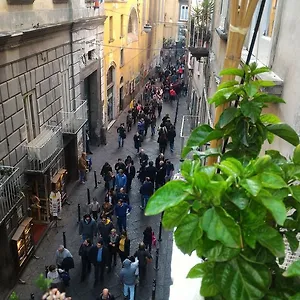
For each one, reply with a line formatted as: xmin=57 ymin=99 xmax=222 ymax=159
xmin=69 ymin=0 xmax=76 ymax=108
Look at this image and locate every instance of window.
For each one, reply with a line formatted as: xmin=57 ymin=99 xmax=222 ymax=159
xmin=109 ymin=16 xmax=113 ymax=41
xmin=128 ymin=9 xmax=138 ymax=35
xmin=23 ymin=91 xmax=39 ymax=142
xmin=61 ymin=70 xmax=71 ymax=112
xmin=120 ymin=49 xmax=124 ymax=66
xmin=120 ymin=14 xmax=124 ymax=37
xmin=248 ymin=0 xmax=278 ymax=66
xmin=180 ymin=5 xmax=189 ymax=21
xmin=107 ymin=66 xmax=115 ymax=87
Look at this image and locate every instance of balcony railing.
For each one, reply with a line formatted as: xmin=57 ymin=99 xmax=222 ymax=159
xmin=25 ymin=125 xmax=63 ymax=173
xmin=0 ymin=166 xmax=24 ymax=224
xmin=0 ymin=6 xmax=105 ymax=34
xmin=61 ymin=100 xmax=88 ymax=134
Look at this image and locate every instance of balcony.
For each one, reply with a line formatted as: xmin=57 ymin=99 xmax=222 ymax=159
xmin=25 ymin=125 xmax=63 ymax=173
xmin=61 ymin=100 xmax=88 ymax=135
xmin=0 ymin=166 xmax=24 ymax=224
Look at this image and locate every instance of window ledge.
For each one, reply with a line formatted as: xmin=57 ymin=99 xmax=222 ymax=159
xmin=7 ymin=0 xmax=34 ymax=4
xmin=215 ymin=27 xmax=228 ymax=41
xmin=241 ymin=48 xmax=284 ymax=97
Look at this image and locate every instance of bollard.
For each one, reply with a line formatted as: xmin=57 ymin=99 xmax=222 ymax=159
xmin=94 ymin=171 xmax=98 ymax=189
xmin=158 ymin=212 xmax=164 ymax=242
xmin=63 ymin=232 xmax=66 ymax=248
xmin=30 ymin=293 xmax=35 ymax=299
xmin=77 ymin=204 xmax=81 ymax=224
xmin=87 ymin=188 xmax=91 ymax=205
xmin=154 ymin=248 xmax=159 ymax=271
xmin=45 ymin=266 xmax=48 ymax=278
xmin=151 ymin=278 xmax=156 ymax=300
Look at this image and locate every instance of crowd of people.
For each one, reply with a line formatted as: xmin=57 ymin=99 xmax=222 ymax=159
xmin=45 ymin=58 xmax=185 ymax=300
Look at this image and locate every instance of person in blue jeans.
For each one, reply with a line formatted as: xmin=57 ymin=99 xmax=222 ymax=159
xmin=115 ymin=169 xmax=127 ymax=192
xmin=119 ymin=258 xmax=138 ymax=300
xmin=115 ymin=200 xmax=132 ymax=232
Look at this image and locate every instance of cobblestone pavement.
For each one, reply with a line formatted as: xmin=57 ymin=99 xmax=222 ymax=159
xmin=12 ymin=90 xmax=188 ymax=300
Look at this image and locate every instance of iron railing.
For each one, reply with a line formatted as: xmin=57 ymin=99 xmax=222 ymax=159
xmin=61 ymin=100 xmax=88 ymax=134
xmin=25 ymin=125 xmax=63 ymax=173
xmin=0 ymin=166 xmax=24 ymax=224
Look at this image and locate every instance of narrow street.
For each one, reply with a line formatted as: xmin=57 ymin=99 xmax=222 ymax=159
xmin=12 ymin=88 xmax=188 ymax=300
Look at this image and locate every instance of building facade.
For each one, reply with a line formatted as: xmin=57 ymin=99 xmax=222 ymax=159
xmin=163 ymin=0 xmax=189 ymax=43
xmin=0 ymin=0 xmax=105 ymax=295
xmin=103 ymin=0 xmax=165 ymax=126
xmin=187 ymin=0 xmax=300 ymax=158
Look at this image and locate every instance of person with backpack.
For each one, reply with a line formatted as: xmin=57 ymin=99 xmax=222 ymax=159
xmin=117 ymin=123 xmax=126 ymax=148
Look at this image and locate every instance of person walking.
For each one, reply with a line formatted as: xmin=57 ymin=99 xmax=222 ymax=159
xmin=117 ymin=188 xmax=130 ymax=205
xmin=115 ymin=200 xmax=132 ymax=233
xmin=143 ymin=226 xmax=154 ymax=253
xmin=167 ymin=125 xmax=176 ymax=153
xmin=86 ymin=130 xmax=93 ymax=154
xmin=156 ymin=160 xmax=166 ymax=189
xmin=78 ymin=152 xmax=87 ymax=184
xmin=79 ymin=214 xmax=97 ymax=243
xmin=133 ymin=132 xmax=142 ymax=153
xmin=117 ymin=123 xmax=126 ymax=148
xmin=126 ymin=111 xmax=133 ymax=132
xmin=139 ymin=177 xmax=154 ymax=210
xmin=100 ymin=198 xmax=114 ymax=220
xmin=150 ymin=114 xmax=157 ymax=136
xmin=118 ymin=231 xmax=130 ymax=263
xmin=144 ymin=161 xmax=157 ymax=184
xmin=158 ymin=129 xmax=168 ymax=154
xmin=88 ymin=239 xmax=110 ymax=287
xmin=104 ymin=171 xmax=115 ymax=191
xmin=96 ymin=288 xmax=115 ymax=300
xmin=119 ymin=259 xmax=139 ymax=300
xmin=78 ymin=238 xmax=92 ymax=282
xmin=114 ymin=158 xmax=126 ymax=173
xmin=165 ymin=159 xmax=175 ymax=182
xmin=100 ymin=162 xmax=112 ymax=180
xmin=55 ymin=245 xmax=74 ymax=272
xmin=108 ymin=229 xmax=119 ymax=270
xmin=89 ymin=197 xmax=100 ymax=221
xmin=47 ymin=265 xmax=64 ymax=291
xmin=49 ymin=184 xmax=62 ymax=220
xmin=98 ymin=216 xmax=114 ymax=246
xmin=125 ymin=161 xmax=136 ymax=191
xmin=134 ymin=243 xmax=152 ymax=286
xmin=115 ymin=169 xmax=127 ymax=192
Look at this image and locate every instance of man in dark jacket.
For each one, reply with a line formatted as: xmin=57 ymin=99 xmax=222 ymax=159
xmin=98 ymin=216 xmax=114 ymax=245
xmin=167 ymin=125 xmax=176 ymax=153
xmin=79 ymin=214 xmax=97 ymax=243
xmin=124 ymin=161 xmax=136 ymax=191
xmin=114 ymin=159 xmax=126 ymax=173
xmin=117 ymin=123 xmax=126 ymax=148
xmin=89 ymin=239 xmax=110 ymax=287
xmin=144 ymin=161 xmax=157 ymax=184
xmin=156 ymin=160 xmax=166 ymax=189
xmin=139 ymin=177 xmax=154 ymax=210
xmin=134 ymin=243 xmax=152 ymax=285
xmin=78 ymin=238 xmax=92 ymax=282
xmin=117 ymin=188 xmax=130 ymax=205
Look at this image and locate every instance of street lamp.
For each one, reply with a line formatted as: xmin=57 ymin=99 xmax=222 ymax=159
xmin=143 ymin=23 xmax=152 ymax=33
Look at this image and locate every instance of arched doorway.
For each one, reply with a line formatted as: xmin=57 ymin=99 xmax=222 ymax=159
xmin=119 ymin=76 xmax=124 ymax=111
xmin=107 ymin=65 xmax=115 ymax=122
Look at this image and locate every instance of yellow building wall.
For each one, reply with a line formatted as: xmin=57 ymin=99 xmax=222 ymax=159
xmin=163 ymin=0 xmax=179 ymax=40
xmin=103 ymin=0 xmax=164 ymax=125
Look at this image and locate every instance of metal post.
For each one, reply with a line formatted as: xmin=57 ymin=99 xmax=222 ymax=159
xmin=45 ymin=266 xmax=48 ymax=278
xmin=153 ymin=248 xmax=159 ymax=271
xmin=87 ymin=188 xmax=91 ymax=205
xmin=77 ymin=204 xmax=81 ymax=224
xmin=30 ymin=293 xmax=35 ymax=299
xmin=152 ymin=278 xmax=156 ymax=300
xmin=63 ymin=232 xmax=66 ymax=248
xmin=174 ymin=95 xmax=180 ymax=127
xmin=158 ymin=212 xmax=164 ymax=242
xmin=94 ymin=171 xmax=98 ymax=189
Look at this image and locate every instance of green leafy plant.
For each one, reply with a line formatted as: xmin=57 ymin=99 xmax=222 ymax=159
xmin=146 ymin=63 xmax=300 ymax=299
xmin=35 ymin=273 xmax=52 ymax=292
xmin=9 ymin=292 xmax=19 ymax=300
